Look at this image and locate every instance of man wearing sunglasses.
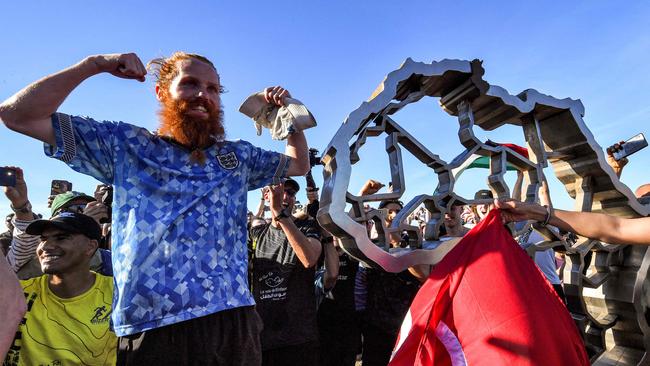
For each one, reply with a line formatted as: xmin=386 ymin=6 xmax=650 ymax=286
xmin=248 ymin=178 xmax=322 ymax=366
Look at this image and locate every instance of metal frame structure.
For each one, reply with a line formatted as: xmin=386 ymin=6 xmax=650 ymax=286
xmin=317 ymin=58 xmax=650 ymax=365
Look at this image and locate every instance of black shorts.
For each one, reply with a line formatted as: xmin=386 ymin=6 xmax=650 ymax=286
xmin=117 ymin=306 xmax=262 ymax=366
xmin=261 ymin=341 xmax=319 ymax=366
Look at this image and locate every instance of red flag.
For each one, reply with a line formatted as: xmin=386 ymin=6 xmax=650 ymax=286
xmin=498 ymin=142 xmax=529 ymax=158
xmin=389 ymin=209 xmax=589 ymax=366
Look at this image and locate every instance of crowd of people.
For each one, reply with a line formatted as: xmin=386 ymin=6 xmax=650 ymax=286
xmin=0 ymin=50 xmax=649 ymax=366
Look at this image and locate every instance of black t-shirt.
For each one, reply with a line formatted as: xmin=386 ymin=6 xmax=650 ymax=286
xmin=318 ymin=252 xmax=359 ymax=326
xmin=365 ymin=267 xmax=421 ymax=335
xmin=248 ymin=218 xmax=321 ymax=350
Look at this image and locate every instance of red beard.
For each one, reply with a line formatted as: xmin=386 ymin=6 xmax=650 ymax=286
xmin=158 ymin=96 xmax=225 ymax=153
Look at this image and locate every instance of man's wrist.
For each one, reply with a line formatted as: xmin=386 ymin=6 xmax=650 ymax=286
xmin=10 ymin=200 xmax=32 ymax=214
xmin=272 ymin=208 xmax=292 ymax=222
xmin=81 ymin=56 xmax=104 ymax=77
xmin=532 ymin=204 xmax=548 ymax=222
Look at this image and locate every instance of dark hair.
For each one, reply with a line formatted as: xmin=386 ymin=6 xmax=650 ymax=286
xmin=378 ymin=200 xmax=404 ymax=210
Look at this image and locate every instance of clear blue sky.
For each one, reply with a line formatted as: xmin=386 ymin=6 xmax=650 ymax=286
xmin=1 ymin=1 xmax=649 ymax=219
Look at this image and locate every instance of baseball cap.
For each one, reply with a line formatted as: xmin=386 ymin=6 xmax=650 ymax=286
xmin=50 ymin=191 xmax=96 ymax=216
xmin=26 ymin=212 xmax=102 ymax=241
xmin=378 ymin=200 xmax=404 ymax=209
xmin=284 ymin=178 xmax=300 ymax=192
xmin=474 ymin=189 xmax=494 ymax=200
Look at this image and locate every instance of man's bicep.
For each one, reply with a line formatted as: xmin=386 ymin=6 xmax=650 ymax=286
xmin=5 ymin=116 xmax=56 ymax=146
xmin=285 ymin=157 xmax=302 ymax=177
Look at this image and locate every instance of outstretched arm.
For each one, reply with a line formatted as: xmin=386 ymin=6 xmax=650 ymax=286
xmin=0 ymin=53 xmax=146 ymax=145
xmin=496 ymin=200 xmax=650 ymax=245
xmin=285 ymin=130 xmax=309 ymax=176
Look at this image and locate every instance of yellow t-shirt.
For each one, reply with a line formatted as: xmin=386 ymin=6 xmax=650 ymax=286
xmin=4 ymin=273 xmax=117 ymax=366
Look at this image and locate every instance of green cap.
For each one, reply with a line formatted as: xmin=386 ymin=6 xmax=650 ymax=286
xmin=50 ymin=191 xmax=95 ymax=216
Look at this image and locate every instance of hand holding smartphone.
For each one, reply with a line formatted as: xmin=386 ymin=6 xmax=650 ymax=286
xmin=51 ymin=180 xmax=73 ymax=195
xmin=608 ymin=133 xmax=648 ymax=161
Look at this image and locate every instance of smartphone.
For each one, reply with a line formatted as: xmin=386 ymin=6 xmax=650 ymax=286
xmin=0 ymin=168 xmax=17 ymax=187
xmin=51 ymin=180 xmax=73 ymax=195
xmin=613 ymin=133 xmax=648 ymax=161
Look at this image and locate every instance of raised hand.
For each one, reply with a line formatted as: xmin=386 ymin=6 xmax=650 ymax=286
xmin=83 ymin=201 xmax=109 ymax=225
xmin=2 ymin=167 xmax=28 ymax=208
xmin=267 ymin=183 xmax=285 ymax=215
xmin=91 ymin=53 xmax=147 ymax=82
xmin=263 ymin=86 xmax=291 ymax=107
xmin=306 ymin=187 xmax=319 ymax=203
xmin=359 ymin=179 xmax=385 ymax=196
xmin=606 ymin=141 xmax=628 ymax=177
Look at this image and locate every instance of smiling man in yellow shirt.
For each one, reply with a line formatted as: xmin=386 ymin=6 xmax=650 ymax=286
xmin=4 ymin=212 xmax=116 ymax=366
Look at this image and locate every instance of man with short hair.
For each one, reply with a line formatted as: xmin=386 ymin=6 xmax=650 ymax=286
xmin=442 ymin=204 xmax=469 ymax=238
xmin=4 ymin=212 xmax=116 ymax=365
xmin=248 ymin=178 xmax=322 ymax=366
xmin=1 ymin=52 xmax=310 ymax=365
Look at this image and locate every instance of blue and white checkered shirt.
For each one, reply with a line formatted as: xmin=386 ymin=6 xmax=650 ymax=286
xmin=45 ymin=113 xmax=289 ymax=336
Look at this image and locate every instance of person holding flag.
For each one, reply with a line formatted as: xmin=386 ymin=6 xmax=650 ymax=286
xmin=389 ymin=204 xmax=590 ymax=365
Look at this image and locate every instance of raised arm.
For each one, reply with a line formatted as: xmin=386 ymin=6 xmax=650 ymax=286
xmin=3 ymin=167 xmax=39 ymax=271
xmin=261 ymin=86 xmax=310 ymax=176
xmin=512 ymin=170 xmax=524 ymax=201
xmin=322 ymin=235 xmax=340 ymax=291
xmin=285 ymin=130 xmax=309 ymax=176
xmin=268 ymin=183 xmax=322 ymax=267
xmin=0 ymin=53 xmax=146 ymax=145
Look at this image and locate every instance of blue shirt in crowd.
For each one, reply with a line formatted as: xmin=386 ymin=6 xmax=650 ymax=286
xmin=46 ymin=113 xmax=289 ymax=336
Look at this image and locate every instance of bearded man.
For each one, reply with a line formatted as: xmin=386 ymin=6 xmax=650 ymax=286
xmin=0 ymin=52 xmax=310 ymax=365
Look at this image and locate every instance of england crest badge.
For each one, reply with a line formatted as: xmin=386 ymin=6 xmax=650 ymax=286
xmin=217 ymin=151 xmax=240 ymax=169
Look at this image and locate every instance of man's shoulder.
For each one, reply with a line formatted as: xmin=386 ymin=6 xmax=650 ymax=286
xmin=19 ymin=275 xmax=45 ymax=293
xmin=67 ymin=113 xmax=154 ymax=138
xmin=250 ymin=222 xmax=272 ymax=239
xmin=94 ymin=272 xmax=114 ymax=287
xmin=221 ymin=138 xmax=281 ymax=156
xmin=221 ymin=138 xmax=252 ymax=148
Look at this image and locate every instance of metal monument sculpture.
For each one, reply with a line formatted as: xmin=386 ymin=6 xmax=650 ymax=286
xmin=316 ymin=58 xmax=650 ymax=365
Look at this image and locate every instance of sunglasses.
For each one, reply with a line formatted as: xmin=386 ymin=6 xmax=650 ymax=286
xmin=60 ymin=204 xmax=87 ymax=214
